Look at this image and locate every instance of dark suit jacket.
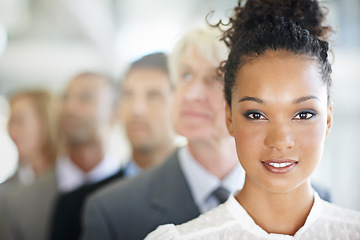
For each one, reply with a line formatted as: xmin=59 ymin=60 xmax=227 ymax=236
xmin=82 ymin=149 xmax=200 ymax=240
xmin=49 ymin=169 xmax=125 ymax=240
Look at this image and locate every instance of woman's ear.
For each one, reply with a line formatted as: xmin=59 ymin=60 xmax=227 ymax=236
xmin=226 ymin=103 xmax=234 ymax=137
xmin=326 ymin=101 xmax=333 ymax=137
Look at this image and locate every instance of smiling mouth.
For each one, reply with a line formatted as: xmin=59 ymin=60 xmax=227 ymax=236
xmin=261 ymin=160 xmax=298 ymax=174
xmin=268 ymin=162 xmax=293 ymax=168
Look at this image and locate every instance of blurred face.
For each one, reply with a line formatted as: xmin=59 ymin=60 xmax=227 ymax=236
xmin=172 ymin=46 xmax=228 ymax=141
xmin=120 ymin=68 xmax=173 ymax=152
xmin=61 ymin=76 xmax=114 ymax=146
xmin=8 ymin=97 xmax=45 ymax=161
xmin=226 ymin=52 xmax=333 ymax=194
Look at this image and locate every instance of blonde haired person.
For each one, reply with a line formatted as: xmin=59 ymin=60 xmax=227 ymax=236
xmin=8 ymin=90 xmax=59 ymax=177
xmin=81 ymin=26 xmax=245 ymax=240
xmin=0 ymin=89 xmax=59 ymax=213
xmin=4 ymin=89 xmax=59 ymax=184
xmin=168 ymin=27 xmax=228 ymax=86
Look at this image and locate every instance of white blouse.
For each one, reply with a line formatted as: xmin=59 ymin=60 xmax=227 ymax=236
xmin=146 ymin=193 xmax=360 ymax=240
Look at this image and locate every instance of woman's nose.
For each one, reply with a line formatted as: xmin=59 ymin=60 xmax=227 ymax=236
xmin=264 ymin=123 xmax=295 ymax=151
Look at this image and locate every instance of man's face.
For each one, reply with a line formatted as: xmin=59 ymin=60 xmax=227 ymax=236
xmin=172 ymin=47 xmax=229 ymax=141
xmin=119 ymin=68 xmax=173 ymax=152
xmin=60 ymin=75 xmax=114 ymax=146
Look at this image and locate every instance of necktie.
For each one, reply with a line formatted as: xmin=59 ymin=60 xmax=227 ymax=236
xmin=213 ymin=186 xmax=230 ymax=204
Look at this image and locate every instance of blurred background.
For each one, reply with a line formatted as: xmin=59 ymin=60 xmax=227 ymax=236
xmin=0 ymin=0 xmax=359 ymax=210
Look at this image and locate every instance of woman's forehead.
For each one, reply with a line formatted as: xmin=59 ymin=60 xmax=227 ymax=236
xmin=233 ymin=52 xmax=326 ymax=101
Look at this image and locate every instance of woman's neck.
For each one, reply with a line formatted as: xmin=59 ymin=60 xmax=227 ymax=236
xmin=187 ymin=136 xmax=239 ymax=180
xmin=236 ymin=178 xmax=314 ymax=236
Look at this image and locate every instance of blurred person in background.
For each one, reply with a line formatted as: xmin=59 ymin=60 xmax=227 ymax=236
xmin=49 ymin=52 xmax=176 ymax=240
xmin=0 ymin=72 xmax=122 ymax=240
xmin=82 ymin=27 xmax=245 ymax=240
xmin=118 ymin=52 xmax=175 ymax=176
xmin=0 ymin=90 xmax=59 ymax=213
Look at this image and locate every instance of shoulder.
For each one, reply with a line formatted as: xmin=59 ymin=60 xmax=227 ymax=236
xmin=86 ymin=150 xmax=181 ymax=210
xmin=145 ymin=224 xmax=179 ymax=240
xmin=5 ymin=169 xmax=57 ymax=205
xmin=60 ymin=169 xmax=123 ymax=202
xmin=147 ymin=201 xmax=238 ymax=239
xmin=177 ymin=202 xmax=237 ymax=235
xmin=303 ymin=200 xmax=360 ymax=237
xmin=320 ymin=200 xmax=360 ymax=225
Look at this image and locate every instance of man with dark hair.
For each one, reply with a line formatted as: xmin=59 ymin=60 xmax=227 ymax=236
xmin=119 ymin=52 xmax=175 ymax=174
xmin=49 ymin=52 xmax=176 ymax=240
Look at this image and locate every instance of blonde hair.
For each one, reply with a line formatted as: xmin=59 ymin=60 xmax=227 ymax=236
xmin=9 ymin=89 xmax=60 ymax=163
xmin=168 ymin=27 xmax=228 ymax=86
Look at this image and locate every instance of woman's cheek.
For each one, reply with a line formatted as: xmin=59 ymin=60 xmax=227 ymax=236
xmin=299 ymin=122 xmax=327 ymax=162
xmin=234 ymin=125 xmax=264 ymax=159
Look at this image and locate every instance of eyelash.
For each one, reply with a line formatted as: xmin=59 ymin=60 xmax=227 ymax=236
xmin=244 ymin=111 xmax=267 ymax=120
xmin=293 ymin=110 xmax=317 ymax=120
xmin=243 ymin=110 xmax=317 ymax=121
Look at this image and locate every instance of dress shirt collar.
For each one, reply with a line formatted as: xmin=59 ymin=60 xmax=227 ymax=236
xmin=123 ymin=159 xmax=142 ymax=177
xmin=178 ymin=146 xmax=245 ymax=213
xmin=56 ymin=153 xmax=121 ymax=193
xmin=226 ymin=191 xmax=323 ymax=238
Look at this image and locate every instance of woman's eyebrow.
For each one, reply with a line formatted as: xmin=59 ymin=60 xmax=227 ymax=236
xmin=238 ymin=96 xmax=264 ymax=104
xmin=237 ymin=95 xmax=320 ymax=104
xmin=292 ymin=95 xmax=320 ymax=104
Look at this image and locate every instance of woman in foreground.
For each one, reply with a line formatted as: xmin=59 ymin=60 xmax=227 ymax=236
xmin=146 ymin=0 xmax=360 ymax=239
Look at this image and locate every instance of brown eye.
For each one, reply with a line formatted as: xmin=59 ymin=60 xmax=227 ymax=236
xmin=293 ymin=111 xmax=316 ymax=120
xmin=251 ymin=113 xmax=261 ymax=119
xmin=244 ymin=111 xmax=267 ymax=120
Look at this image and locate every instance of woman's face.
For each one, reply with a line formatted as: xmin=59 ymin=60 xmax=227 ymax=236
xmin=8 ymin=97 xmax=45 ymax=161
xmin=226 ymin=52 xmax=333 ymax=194
xmin=172 ymin=46 xmax=229 ymax=141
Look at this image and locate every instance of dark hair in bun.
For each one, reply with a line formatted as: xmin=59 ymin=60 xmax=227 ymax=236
xmin=217 ymin=0 xmax=333 ymax=107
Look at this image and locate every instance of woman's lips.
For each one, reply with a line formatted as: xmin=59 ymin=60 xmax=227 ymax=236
xmin=261 ymin=159 xmax=298 ymax=174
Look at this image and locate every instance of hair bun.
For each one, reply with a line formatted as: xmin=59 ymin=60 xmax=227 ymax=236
xmin=223 ymin=0 xmax=332 ymax=48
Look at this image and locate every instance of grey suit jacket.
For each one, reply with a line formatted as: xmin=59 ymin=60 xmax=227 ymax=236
xmin=82 ymin=149 xmax=200 ymax=240
xmin=0 ymin=172 xmax=21 ymax=215
xmin=0 ymin=169 xmax=58 ymax=240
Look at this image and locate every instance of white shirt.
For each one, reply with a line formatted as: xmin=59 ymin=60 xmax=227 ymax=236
xmin=56 ymin=153 xmax=120 ymax=193
xmin=178 ymin=147 xmax=245 ymax=213
xmin=146 ymin=193 xmax=360 ymax=240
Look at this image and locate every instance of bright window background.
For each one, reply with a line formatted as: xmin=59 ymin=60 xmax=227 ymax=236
xmin=0 ymin=0 xmax=359 ymax=210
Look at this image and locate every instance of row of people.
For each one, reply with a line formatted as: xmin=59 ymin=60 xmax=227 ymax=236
xmin=1 ymin=0 xmax=360 ymax=239
xmin=0 ymin=53 xmax=175 ymax=239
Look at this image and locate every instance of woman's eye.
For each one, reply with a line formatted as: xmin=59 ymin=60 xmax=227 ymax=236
xmin=293 ymin=111 xmax=316 ymax=120
xmin=245 ymin=112 xmax=267 ymax=120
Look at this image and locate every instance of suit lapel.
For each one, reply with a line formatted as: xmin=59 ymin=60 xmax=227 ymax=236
xmin=148 ymin=149 xmax=201 ymax=226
